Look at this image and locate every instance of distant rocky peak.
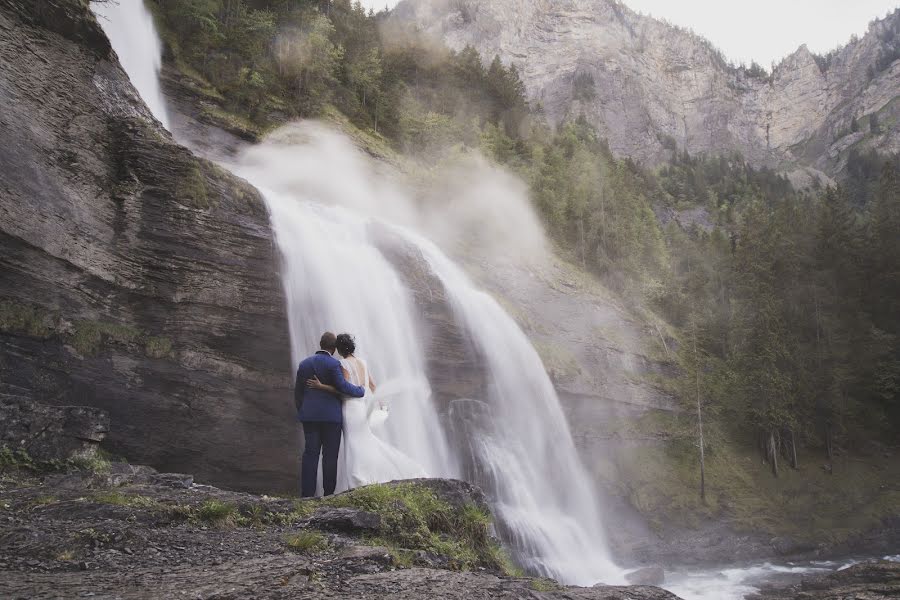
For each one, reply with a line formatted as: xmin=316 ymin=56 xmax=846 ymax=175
xmin=393 ymin=0 xmax=900 ymax=180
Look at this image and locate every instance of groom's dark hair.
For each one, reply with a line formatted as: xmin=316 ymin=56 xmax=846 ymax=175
xmin=319 ymin=331 xmax=337 ymax=352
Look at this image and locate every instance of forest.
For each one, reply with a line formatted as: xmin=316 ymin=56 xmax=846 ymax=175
xmin=149 ymin=0 xmax=900 ymax=477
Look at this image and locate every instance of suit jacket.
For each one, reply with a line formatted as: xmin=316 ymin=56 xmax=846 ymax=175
xmin=294 ymin=351 xmax=365 ymax=423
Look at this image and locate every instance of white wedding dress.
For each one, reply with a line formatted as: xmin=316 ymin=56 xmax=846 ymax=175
xmin=336 ymin=356 xmax=427 ymax=491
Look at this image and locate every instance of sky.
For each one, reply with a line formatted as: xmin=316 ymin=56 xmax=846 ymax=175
xmin=360 ymin=0 xmax=899 ymax=68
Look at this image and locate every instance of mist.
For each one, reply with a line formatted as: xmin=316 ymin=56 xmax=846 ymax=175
xmin=233 ymin=121 xmax=550 ymax=268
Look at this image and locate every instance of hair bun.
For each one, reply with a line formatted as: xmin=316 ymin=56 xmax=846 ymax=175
xmin=335 ymin=333 xmax=356 ymax=357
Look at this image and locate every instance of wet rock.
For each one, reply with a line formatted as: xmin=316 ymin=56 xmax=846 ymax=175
xmin=149 ymin=473 xmax=193 ymax=489
xmin=626 ymin=566 xmax=666 ymax=586
xmin=0 ymin=0 xmax=293 ymax=493
xmin=747 ymin=560 xmax=900 ymax=600
xmin=307 ymin=508 xmax=381 ymax=533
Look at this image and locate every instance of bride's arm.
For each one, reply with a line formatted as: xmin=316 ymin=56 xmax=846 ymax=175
xmin=368 ymin=373 xmax=377 ymax=393
xmin=306 ymin=375 xmax=338 ymax=394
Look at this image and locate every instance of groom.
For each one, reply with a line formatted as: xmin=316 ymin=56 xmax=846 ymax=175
xmin=295 ymin=331 xmax=366 ymax=497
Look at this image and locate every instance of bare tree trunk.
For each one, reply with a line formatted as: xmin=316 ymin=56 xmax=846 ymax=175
xmin=768 ymin=429 xmax=779 ymax=477
xmin=789 ymin=428 xmax=798 ymax=469
xmin=693 ymin=323 xmax=706 ymax=502
xmin=579 ymin=218 xmax=586 ymax=269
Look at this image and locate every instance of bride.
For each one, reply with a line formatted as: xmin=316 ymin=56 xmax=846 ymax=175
xmin=307 ymin=333 xmax=426 ymax=490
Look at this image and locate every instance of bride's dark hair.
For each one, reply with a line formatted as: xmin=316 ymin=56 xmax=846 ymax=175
xmin=335 ymin=333 xmax=356 ymax=358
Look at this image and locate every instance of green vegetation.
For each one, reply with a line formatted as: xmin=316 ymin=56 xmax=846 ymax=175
xmin=326 ymin=483 xmax=514 ymax=573
xmin=0 ymin=298 xmax=176 ymax=360
xmin=284 ymin=530 xmax=327 ymax=553
xmin=71 ymin=321 xmax=140 ymax=356
xmin=0 ymin=445 xmax=112 ymax=475
xmin=0 ymin=300 xmax=53 ymax=338
xmin=529 ymin=578 xmax=562 ymax=592
xmin=145 ymin=336 xmax=173 ymax=359
xmin=616 ymin=417 xmax=900 ymax=543
xmin=197 ymin=499 xmax=240 ymax=526
xmin=92 ymin=491 xmax=162 ymax=509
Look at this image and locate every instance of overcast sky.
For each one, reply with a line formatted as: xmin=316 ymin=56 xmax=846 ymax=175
xmin=363 ymin=0 xmax=899 ymax=67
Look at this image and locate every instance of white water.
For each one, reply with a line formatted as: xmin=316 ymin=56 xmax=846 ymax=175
xmin=232 ymin=126 xmax=622 ymax=584
xmin=409 ymin=235 xmax=622 ymax=584
xmin=92 ymin=0 xmax=170 ymax=129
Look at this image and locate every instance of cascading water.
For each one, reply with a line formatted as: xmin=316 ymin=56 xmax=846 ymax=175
xmin=92 ymin=0 xmax=170 ymax=129
xmin=406 ymin=233 xmax=623 ymax=584
xmin=229 ymin=125 xmax=621 ymax=585
xmin=93 ymin=0 xmax=623 ymax=586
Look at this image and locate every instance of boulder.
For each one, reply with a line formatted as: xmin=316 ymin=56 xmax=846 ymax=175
xmin=625 ymin=566 xmax=666 ymax=586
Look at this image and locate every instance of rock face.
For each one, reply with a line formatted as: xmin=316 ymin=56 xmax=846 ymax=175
xmin=393 ymin=0 xmax=900 ymax=178
xmin=0 ymin=397 xmax=109 ymax=463
xmin=0 ymin=1 xmax=294 ymax=493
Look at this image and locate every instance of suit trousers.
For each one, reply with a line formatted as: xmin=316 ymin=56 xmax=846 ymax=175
xmin=300 ymin=421 xmax=343 ymax=497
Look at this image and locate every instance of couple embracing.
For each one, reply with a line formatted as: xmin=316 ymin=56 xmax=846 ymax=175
xmin=294 ymin=331 xmax=425 ymax=497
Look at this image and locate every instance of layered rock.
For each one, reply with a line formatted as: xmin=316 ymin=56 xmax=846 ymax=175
xmin=0 ymin=397 xmax=108 ymax=463
xmin=392 ymin=0 xmax=900 ymax=178
xmin=0 ymin=0 xmax=294 ymax=493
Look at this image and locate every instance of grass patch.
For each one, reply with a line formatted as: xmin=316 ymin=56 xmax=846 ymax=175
xmin=55 ymin=549 xmax=76 ymax=561
xmin=71 ymin=321 xmax=140 ymax=356
xmin=199 ymin=106 xmax=269 ymax=141
xmin=529 ymin=578 xmax=561 ymax=592
xmin=197 ymin=499 xmax=239 ymax=526
xmin=33 ymin=495 xmax=58 ymax=506
xmin=0 ymin=300 xmax=53 ymax=338
xmin=0 ymin=446 xmax=111 ymax=475
xmin=326 ymin=483 xmax=517 ymax=574
xmin=174 ymin=163 xmax=209 ymax=209
xmin=284 ymin=530 xmax=327 ymax=554
xmin=144 ymin=336 xmax=173 ymax=359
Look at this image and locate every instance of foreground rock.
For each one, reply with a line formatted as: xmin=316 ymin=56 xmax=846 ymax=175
xmin=0 ymin=0 xmax=293 ymax=492
xmin=746 ymin=560 xmax=900 ymax=599
xmin=0 ymin=459 xmax=680 ymax=600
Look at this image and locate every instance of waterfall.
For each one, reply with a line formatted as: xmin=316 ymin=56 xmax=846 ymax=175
xmin=409 ymin=235 xmax=623 ymax=585
xmin=92 ymin=0 xmax=171 ymax=129
xmin=91 ymin=4 xmax=625 ymax=586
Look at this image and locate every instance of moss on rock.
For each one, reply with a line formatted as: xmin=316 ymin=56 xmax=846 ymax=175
xmin=325 ymin=482 xmax=515 ymax=574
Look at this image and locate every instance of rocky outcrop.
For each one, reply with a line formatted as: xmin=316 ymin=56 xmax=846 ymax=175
xmin=0 ymin=1 xmax=294 ymax=492
xmin=0 ymin=397 xmax=108 ymax=463
xmin=393 ymin=0 xmax=900 ymax=178
xmin=0 ymin=454 xmax=682 ymax=599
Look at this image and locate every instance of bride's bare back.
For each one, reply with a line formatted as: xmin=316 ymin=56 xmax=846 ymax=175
xmin=341 ymin=355 xmax=376 ymax=393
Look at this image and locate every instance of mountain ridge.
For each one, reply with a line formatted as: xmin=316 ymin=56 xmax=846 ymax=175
xmin=392 ymin=0 xmax=900 ymax=181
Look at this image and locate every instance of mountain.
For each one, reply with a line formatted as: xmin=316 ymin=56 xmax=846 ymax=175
xmin=392 ymin=0 xmax=900 ymax=182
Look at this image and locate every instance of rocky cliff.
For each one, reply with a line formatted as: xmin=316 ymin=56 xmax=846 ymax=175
xmin=0 ymin=0 xmax=294 ymax=493
xmin=393 ymin=0 xmax=900 ymax=181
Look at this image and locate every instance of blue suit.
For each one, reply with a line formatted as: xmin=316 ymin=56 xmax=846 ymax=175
xmin=294 ymin=350 xmax=365 ymax=497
